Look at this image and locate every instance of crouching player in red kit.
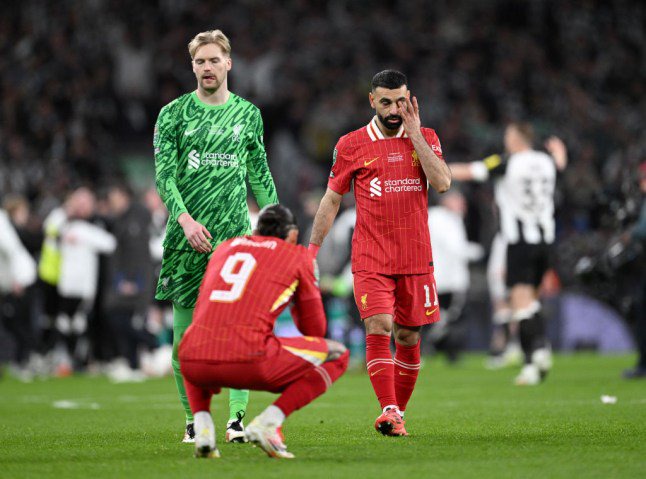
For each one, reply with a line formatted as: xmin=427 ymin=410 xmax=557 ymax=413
xmin=179 ymin=204 xmax=348 ymax=459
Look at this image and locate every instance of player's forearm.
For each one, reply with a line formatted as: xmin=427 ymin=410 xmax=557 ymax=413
xmin=291 ymin=298 xmax=327 ymax=337
xmin=448 ymin=163 xmax=476 ymax=181
xmin=553 ymin=150 xmax=568 ymax=172
xmin=410 ymin=133 xmax=451 ymax=193
xmin=155 ymin=172 xmax=188 ymax=222
xmin=309 ymin=190 xmax=342 ymax=246
xmin=248 ymin=158 xmax=279 ymax=208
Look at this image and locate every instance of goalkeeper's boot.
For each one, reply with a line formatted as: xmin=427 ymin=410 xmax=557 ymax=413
xmin=374 ymin=407 xmax=408 ymax=436
xmin=194 ymin=414 xmax=221 ymax=458
xmin=245 ymin=417 xmax=295 ymax=459
xmin=225 ymin=411 xmax=247 ymax=443
xmin=514 ymin=364 xmax=540 ymax=386
xmin=182 ymin=422 xmax=195 ymax=443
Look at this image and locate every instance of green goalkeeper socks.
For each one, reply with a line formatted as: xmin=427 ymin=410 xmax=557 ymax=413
xmin=172 ymin=303 xmax=194 ymax=423
xmin=228 ymin=389 xmax=249 ymax=421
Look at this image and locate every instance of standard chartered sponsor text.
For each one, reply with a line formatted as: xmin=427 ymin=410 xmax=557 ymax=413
xmin=384 ymin=178 xmax=422 ymax=193
xmin=201 ymin=152 xmax=239 ymax=167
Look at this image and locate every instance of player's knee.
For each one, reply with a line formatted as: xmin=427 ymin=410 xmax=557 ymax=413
xmin=394 ymin=328 xmax=421 ymax=347
xmin=509 ymin=285 xmax=537 ymax=308
xmin=364 ymin=314 xmax=393 ymax=335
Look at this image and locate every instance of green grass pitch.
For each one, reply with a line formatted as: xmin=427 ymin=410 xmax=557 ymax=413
xmin=1 ymin=354 xmax=645 ymax=478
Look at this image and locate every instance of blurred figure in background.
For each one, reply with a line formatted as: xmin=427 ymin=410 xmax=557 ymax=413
xmin=56 ymin=187 xmax=116 ymax=373
xmin=140 ymin=187 xmax=173 ymax=377
xmin=452 ymin=132 xmax=568 ymax=370
xmin=2 ymin=195 xmax=42 ymax=377
xmin=104 ymin=183 xmax=157 ymax=382
xmin=3 ymin=195 xmax=43 ymax=256
xmin=85 ymin=192 xmax=119 ymax=372
xmin=37 ymin=192 xmax=70 ymax=359
xmin=0 ymin=203 xmax=38 ymax=380
xmin=451 ymin=124 xmax=567 ymax=385
xmin=427 ymin=190 xmax=484 ymax=362
xmin=484 ymin=232 xmax=522 ymax=370
xmin=623 ymin=161 xmax=646 ymax=379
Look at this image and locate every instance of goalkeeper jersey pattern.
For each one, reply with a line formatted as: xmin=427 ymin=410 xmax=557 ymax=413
xmin=154 ymin=91 xmax=278 ymax=251
xmin=153 ymin=91 xmax=278 ymax=307
xmin=156 ymin=248 xmax=210 ymax=308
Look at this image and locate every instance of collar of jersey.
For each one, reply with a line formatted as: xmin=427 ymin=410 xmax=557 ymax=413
xmin=366 ymin=116 xmax=407 ymax=141
xmin=191 ymin=91 xmax=236 ymax=109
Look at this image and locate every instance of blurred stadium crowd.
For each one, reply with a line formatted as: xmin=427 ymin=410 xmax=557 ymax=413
xmin=0 ymin=0 xmax=644 ymax=380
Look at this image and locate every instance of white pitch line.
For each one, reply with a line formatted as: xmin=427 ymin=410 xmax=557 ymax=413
xmin=52 ymin=400 xmax=100 ymax=410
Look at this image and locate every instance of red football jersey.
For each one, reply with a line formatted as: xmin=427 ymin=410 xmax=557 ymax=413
xmin=180 ymin=236 xmax=323 ymax=363
xmin=328 ymin=117 xmax=445 ymax=274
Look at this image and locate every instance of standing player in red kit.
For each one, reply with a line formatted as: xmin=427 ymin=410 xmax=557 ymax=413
xmin=309 ymin=70 xmax=451 ymax=436
xmin=179 ymin=204 xmax=348 ymax=459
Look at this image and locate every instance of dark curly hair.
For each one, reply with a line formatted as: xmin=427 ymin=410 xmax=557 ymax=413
xmin=256 ymin=204 xmax=298 ymax=239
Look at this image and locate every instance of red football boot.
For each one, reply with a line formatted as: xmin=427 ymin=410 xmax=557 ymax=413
xmin=374 ymin=408 xmax=408 ymax=436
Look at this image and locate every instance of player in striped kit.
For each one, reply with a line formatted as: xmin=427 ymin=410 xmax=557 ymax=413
xmin=179 ymin=204 xmax=348 ymax=459
xmin=309 ymin=70 xmax=451 ymax=436
xmin=153 ymin=30 xmax=278 ymax=443
xmin=450 ymin=123 xmax=567 ymax=385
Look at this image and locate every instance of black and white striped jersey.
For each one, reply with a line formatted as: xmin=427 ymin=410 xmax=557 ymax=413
xmin=470 ymin=150 xmax=556 ymax=245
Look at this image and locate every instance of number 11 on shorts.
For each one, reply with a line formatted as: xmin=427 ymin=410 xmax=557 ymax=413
xmin=423 ymin=283 xmax=438 ymax=308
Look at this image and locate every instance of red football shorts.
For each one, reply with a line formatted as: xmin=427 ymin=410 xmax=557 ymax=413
xmin=352 ymin=270 xmax=441 ymax=326
xmin=180 ymin=336 xmax=329 ymax=395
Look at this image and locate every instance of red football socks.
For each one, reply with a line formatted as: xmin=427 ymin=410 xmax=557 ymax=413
xmin=394 ymin=340 xmax=421 ymax=413
xmin=274 ymin=350 xmax=349 ymax=417
xmin=183 ymin=377 xmax=212 ymax=413
xmin=366 ymin=334 xmax=397 ymax=409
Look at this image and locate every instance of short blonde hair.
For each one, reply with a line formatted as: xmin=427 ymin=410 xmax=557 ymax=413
xmin=188 ymin=30 xmax=231 ymax=59
xmin=508 ymin=122 xmax=535 ymax=145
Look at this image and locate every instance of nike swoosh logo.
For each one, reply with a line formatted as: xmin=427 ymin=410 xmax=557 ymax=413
xmin=364 ymin=157 xmax=379 ymax=166
xmin=398 ymin=371 xmax=415 ymax=376
xmin=425 ymin=307 xmax=438 ymax=316
xmin=370 ymin=367 xmax=386 ymax=377
xmin=184 ymin=127 xmax=201 ymax=136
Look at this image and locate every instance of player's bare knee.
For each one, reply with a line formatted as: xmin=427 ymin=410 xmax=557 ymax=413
xmin=324 ymin=339 xmax=347 ymax=362
xmin=394 ymin=324 xmax=421 ymax=346
xmin=510 ymin=284 xmax=537 ymax=310
xmin=364 ymin=314 xmax=393 ymax=336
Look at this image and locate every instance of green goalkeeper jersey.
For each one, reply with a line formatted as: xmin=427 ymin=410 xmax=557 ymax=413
xmin=154 ymin=91 xmax=278 ymax=251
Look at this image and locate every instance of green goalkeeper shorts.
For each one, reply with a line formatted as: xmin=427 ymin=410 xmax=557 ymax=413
xmin=155 ymin=248 xmax=211 ymax=308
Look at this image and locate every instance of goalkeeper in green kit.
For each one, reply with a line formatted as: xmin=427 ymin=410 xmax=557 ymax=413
xmin=153 ymin=30 xmax=278 ymax=443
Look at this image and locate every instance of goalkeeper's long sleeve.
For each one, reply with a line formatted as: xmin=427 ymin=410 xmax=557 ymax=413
xmin=246 ymin=109 xmax=278 ymax=208
xmin=154 ymin=104 xmax=188 ymax=222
